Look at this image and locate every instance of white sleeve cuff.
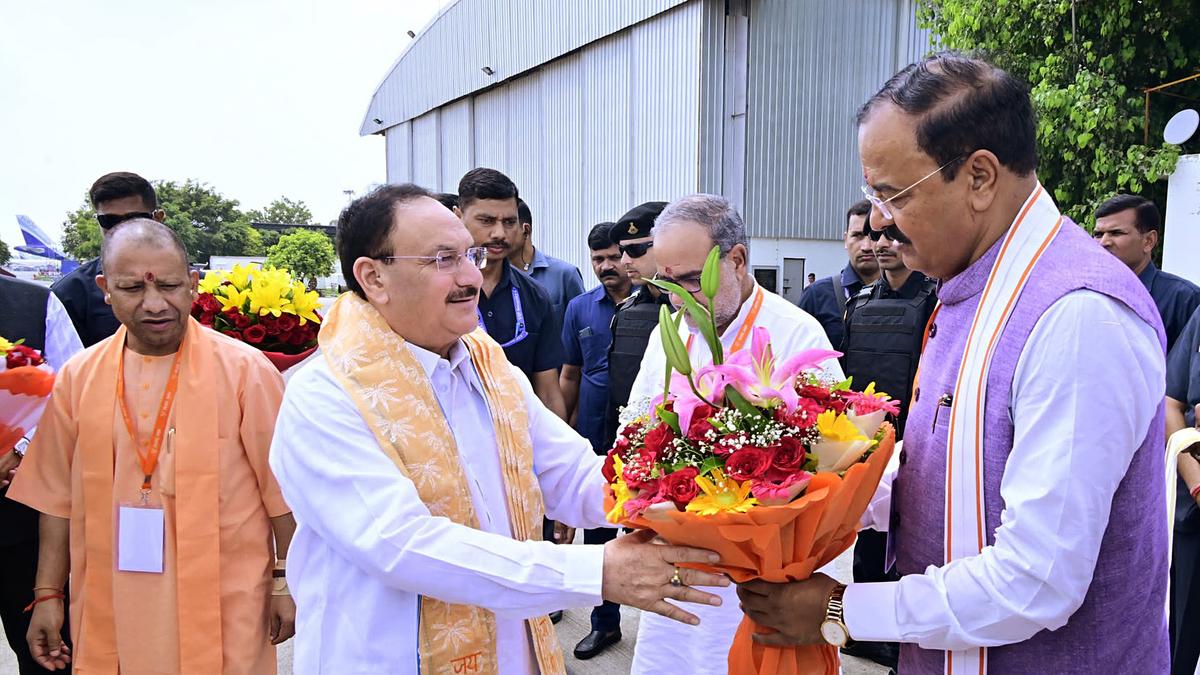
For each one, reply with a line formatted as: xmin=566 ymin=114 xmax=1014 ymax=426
xmin=560 ymin=541 xmax=606 ymax=605
xmin=844 ymin=582 xmax=901 ymax=642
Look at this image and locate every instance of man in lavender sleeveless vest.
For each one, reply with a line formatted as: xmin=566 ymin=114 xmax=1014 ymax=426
xmin=736 ymin=52 xmax=1170 ymax=673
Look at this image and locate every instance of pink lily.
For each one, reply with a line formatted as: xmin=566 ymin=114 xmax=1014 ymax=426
xmin=714 ymin=327 xmax=840 ymax=413
xmin=651 ymin=365 xmax=729 ymax=433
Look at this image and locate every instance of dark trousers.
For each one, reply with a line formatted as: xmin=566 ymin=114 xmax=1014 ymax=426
xmin=583 ymin=527 xmax=621 ymax=631
xmin=1171 ymin=530 xmax=1200 ymax=675
xmin=0 ymin=539 xmax=70 ymax=674
xmin=847 ymin=529 xmax=898 ymax=671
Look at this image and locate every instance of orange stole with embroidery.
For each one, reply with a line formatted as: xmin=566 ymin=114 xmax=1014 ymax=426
xmin=319 ymin=294 xmax=565 ymax=675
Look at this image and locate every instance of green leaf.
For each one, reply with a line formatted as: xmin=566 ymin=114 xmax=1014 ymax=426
xmin=657 ymin=303 xmax=692 ymax=377
xmin=648 ymin=278 xmax=723 ymax=364
xmin=698 ymin=456 xmax=724 ymax=477
xmin=724 ymin=388 xmax=764 ymax=419
xmin=656 ymin=404 xmax=681 ymax=434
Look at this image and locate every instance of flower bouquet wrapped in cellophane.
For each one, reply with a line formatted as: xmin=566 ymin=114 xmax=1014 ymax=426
xmin=0 ymin=337 xmax=56 ymax=452
xmin=191 ymin=263 xmax=322 ymax=372
xmin=602 ymin=247 xmax=896 ymax=675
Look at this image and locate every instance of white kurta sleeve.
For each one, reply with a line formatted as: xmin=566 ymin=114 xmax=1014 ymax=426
xmin=843 ymin=290 xmax=1164 ymax=649
xmin=269 ymin=362 xmax=606 ymax=620
xmin=507 ymin=363 xmax=612 ymax=530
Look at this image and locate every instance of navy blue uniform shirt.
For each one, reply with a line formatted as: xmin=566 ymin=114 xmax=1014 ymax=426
xmin=527 ymin=249 xmax=585 ymax=326
xmin=797 ymin=263 xmax=870 ymax=351
xmin=1140 ymin=262 xmax=1200 ymax=354
xmin=51 ymin=257 xmax=120 ymax=348
xmin=1167 ymin=307 xmax=1200 ymax=532
xmin=561 ymin=285 xmax=619 ymax=454
xmin=477 ymin=260 xmax=565 ymax=378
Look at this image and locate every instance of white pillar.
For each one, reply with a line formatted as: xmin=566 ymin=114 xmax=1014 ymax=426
xmin=1162 ymin=153 xmax=1200 ymax=286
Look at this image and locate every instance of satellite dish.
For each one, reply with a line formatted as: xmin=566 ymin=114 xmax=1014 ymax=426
xmin=1164 ymin=108 xmax=1199 ymax=145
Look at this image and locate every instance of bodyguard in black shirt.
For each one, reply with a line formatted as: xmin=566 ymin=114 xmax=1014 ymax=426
xmin=52 ymin=172 xmax=165 ymax=347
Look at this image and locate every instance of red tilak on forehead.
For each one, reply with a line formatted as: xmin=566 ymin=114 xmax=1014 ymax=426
xmin=144 ymin=272 xmax=155 ymax=282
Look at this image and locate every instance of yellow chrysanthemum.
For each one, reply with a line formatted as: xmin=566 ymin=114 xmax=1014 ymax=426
xmin=685 ymin=469 xmax=758 ymax=516
xmin=198 ymin=270 xmax=226 ymax=295
xmin=248 ymin=279 xmax=289 ymax=317
xmin=606 ymin=454 xmax=632 ymax=523
xmin=225 ymin=263 xmax=259 ymax=292
xmin=0 ymin=336 xmax=13 ymax=356
xmin=288 ymin=281 xmax=322 ymax=324
xmin=815 ymin=409 xmax=869 ymax=443
xmin=218 ymin=287 xmax=251 ymax=313
xmin=861 ymin=382 xmax=892 ymax=400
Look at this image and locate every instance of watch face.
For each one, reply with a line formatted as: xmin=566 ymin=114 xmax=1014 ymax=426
xmin=820 ymin=620 xmax=848 ymax=647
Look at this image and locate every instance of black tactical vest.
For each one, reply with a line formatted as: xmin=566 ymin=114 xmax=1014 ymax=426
xmin=604 ymin=287 xmax=670 ymax=448
xmin=841 ymin=278 xmax=937 ymax=439
xmin=0 ymin=276 xmax=51 ymax=544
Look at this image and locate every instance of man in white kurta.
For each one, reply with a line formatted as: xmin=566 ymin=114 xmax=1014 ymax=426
xmin=625 ymin=194 xmax=844 ymax=675
xmin=269 ymin=185 xmax=729 ymax=674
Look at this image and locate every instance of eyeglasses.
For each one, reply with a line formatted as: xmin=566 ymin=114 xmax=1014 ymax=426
xmin=655 ymin=273 xmax=702 ymax=294
xmin=96 ymin=212 xmax=154 ymax=230
xmin=618 ymin=241 xmax=654 ymax=258
xmin=860 ymin=155 xmax=965 ymax=220
xmin=377 ymin=246 xmax=488 ymax=273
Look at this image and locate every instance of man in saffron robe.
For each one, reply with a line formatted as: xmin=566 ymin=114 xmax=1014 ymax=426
xmin=10 ymin=219 xmax=297 ymax=673
xmin=268 ymin=184 xmax=729 ymax=674
xmin=737 ymin=52 xmax=1170 ymax=674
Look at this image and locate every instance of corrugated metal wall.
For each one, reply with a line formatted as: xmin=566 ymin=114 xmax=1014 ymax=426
xmin=380 ymin=1 xmax=705 ymax=278
xmin=362 ymin=0 xmax=691 ymax=135
xmin=742 ymin=0 xmax=930 ymax=240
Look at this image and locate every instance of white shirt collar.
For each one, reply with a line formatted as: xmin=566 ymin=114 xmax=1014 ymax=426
xmin=405 ymin=339 xmax=474 ymax=380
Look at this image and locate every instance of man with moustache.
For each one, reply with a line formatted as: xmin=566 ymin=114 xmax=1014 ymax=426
xmin=799 ymin=200 xmax=880 ymax=350
xmin=12 ymin=219 xmax=296 ymax=674
xmin=737 ymin=52 xmax=1169 ymax=674
xmin=605 ymin=202 xmax=674 ymax=450
xmin=456 ymin=168 xmax=567 ymax=419
xmin=268 ymin=184 xmax=730 ymax=673
xmin=559 ymin=222 xmax=632 ymax=659
xmin=627 ymin=194 xmax=841 ymax=675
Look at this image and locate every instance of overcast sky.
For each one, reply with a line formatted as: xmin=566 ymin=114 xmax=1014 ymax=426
xmin=0 ymin=0 xmax=447 ymax=250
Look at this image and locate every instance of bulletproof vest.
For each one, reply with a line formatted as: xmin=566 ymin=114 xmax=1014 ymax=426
xmin=0 ymin=277 xmax=50 ymax=544
xmin=841 ymin=278 xmax=937 ymax=439
xmin=0 ymin=277 xmax=49 ymax=351
xmin=604 ymin=288 xmax=669 ymax=446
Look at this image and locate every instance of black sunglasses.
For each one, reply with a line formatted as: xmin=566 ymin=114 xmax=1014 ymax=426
xmin=618 ymin=241 xmax=653 ymax=258
xmin=96 ymin=212 xmax=154 ymax=230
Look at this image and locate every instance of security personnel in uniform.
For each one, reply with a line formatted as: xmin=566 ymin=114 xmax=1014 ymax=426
xmin=605 ymin=202 xmax=673 ymax=448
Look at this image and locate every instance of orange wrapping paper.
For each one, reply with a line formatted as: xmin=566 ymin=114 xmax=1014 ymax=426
xmin=610 ymin=423 xmax=895 ymax=675
xmin=0 ymin=365 xmax=56 ymax=450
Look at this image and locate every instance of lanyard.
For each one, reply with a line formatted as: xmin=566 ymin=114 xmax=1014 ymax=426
xmin=477 ymin=286 xmax=528 ymax=348
xmin=684 ymin=287 xmax=764 ymax=355
xmin=116 ymin=339 xmax=184 ymax=502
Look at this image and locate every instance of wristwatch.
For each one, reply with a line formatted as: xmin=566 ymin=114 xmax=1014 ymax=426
xmin=12 ymin=437 xmax=30 ymax=458
xmin=820 ymin=583 xmax=850 ymax=647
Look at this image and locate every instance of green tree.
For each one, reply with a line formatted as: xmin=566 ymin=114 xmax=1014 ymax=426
xmin=248 ymin=197 xmax=313 ymax=225
xmin=266 ymin=229 xmax=336 ymax=289
xmin=918 ymin=0 xmax=1198 ymax=226
xmin=61 ymin=204 xmax=103 ymax=260
xmin=154 ymin=179 xmax=248 ymax=262
xmin=0 ymin=237 xmax=11 ymax=266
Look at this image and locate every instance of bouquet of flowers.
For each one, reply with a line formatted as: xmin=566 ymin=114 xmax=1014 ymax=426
xmin=0 ymin=337 xmax=56 ymax=452
xmin=603 ymin=247 xmax=897 ymax=675
xmin=192 ymin=263 xmax=322 ymax=372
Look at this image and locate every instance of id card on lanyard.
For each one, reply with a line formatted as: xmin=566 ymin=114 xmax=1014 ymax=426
xmin=115 ymin=342 xmax=184 ymax=574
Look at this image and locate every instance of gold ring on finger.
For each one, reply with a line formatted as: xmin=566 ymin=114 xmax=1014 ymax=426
xmin=670 ymin=567 xmax=683 ymax=587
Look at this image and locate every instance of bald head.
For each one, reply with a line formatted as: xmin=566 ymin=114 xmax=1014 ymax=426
xmin=101 ymin=218 xmax=190 ymax=273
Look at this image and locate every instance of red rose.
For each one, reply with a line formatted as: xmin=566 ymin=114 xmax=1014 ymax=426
xmin=686 ymin=415 xmax=715 ymax=441
xmin=602 ymin=450 xmax=618 ymax=483
xmin=6 ymin=345 xmax=43 ymax=368
xmin=622 ymin=463 xmax=660 ymax=492
xmin=782 ymin=397 xmax=824 ymax=429
xmin=221 ymin=329 xmax=242 ymax=340
xmin=199 ymin=311 xmax=216 ymax=326
xmin=277 ymin=313 xmax=299 ymax=333
xmin=197 ymin=293 xmax=221 ymax=313
xmin=642 ymin=424 xmax=675 ymax=455
xmin=260 ymin=315 xmax=281 ymax=334
xmin=243 ymin=324 xmax=267 ymax=344
xmin=771 ymin=437 xmax=806 ymax=471
xmin=724 ymin=447 xmax=772 ymax=480
xmin=659 ymin=467 xmax=700 ymax=508
xmin=285 ymin=328 xmax=309 ymax=346
xmin=713 ymin=433 xmax=743 ymax=457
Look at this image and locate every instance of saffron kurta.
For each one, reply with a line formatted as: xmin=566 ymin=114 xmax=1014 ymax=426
xmin=9 ymin=320 xmax=290 ymax=674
